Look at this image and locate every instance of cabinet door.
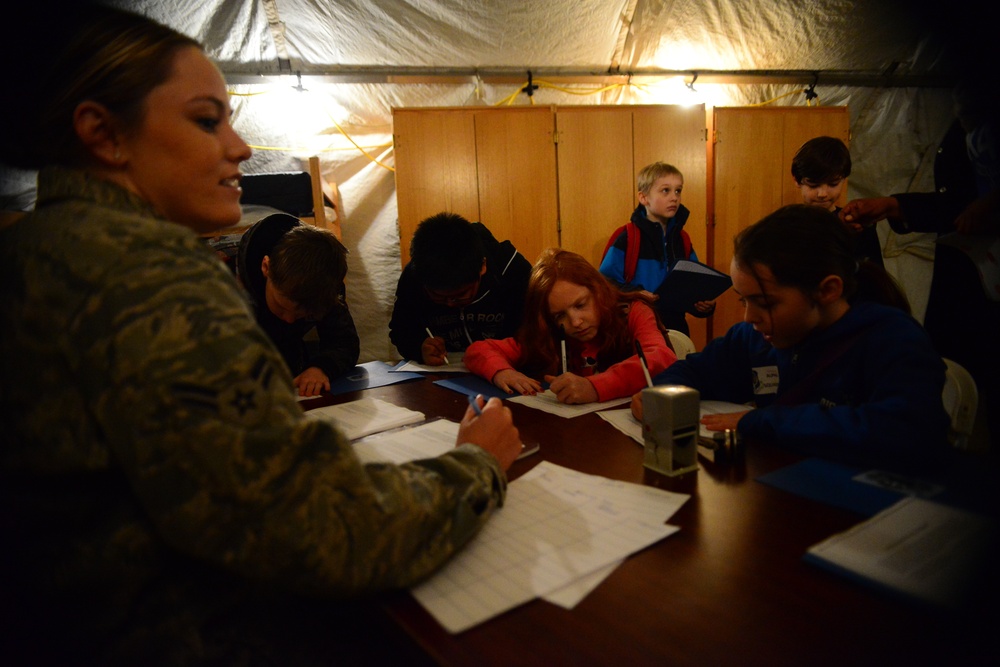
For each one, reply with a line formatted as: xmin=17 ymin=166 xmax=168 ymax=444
xmin=633 ymin=105 xmax=708 ymax=264
xmin=712 ymin=107 xmax=850 ymax=338
xmin=474 ymin=108 xmax=558 ymax=266
xmin=633 ymin=105 xmax=709 ymax=348
xmin=555 ymin=107 xmax=635 ymax=267
xmin=393 ymin=109 xmax=479 ymax=264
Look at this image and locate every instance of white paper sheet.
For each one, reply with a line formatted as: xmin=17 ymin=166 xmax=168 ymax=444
xmin=411 ymin=461 xmax=686 ymax=633
xmin=305 ymin=397 xmax=425 ymax=441
xmin=508 ymin=390 xmax=629 ymax=418
xmin=542 ymin=475 xmax=688 ymax=608
xmin=598 ymin=400 xmax=752 ymax=444
xmin=393 ymin=354 xmax=468 ymax=373
xmin=353 ymin=419 xmax=458 ymax=464
xmin=805 ymin=497 xmax=996 ymax=608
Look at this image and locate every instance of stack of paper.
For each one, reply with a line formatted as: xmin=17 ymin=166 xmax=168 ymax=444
xmin=411 ymin=461 xmax=688 ymax=633
xmin=353 ymin=419 xmax=459 ymax=464
xmin=352 ymin=417 xmax=689 ymax=632
xmin=306 ymin=397 xmax=425 ymax=441
xmin=804 ymin=496 xmax=996 ymax=608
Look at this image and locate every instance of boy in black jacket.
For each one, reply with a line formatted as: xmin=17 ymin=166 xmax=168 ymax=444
xmin=237 ymin=207 xmax=360 ymax=396
xmin=390 ymin=212 xmax=532 ymax=364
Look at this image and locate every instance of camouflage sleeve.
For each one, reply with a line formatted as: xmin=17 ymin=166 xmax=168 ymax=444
xmin=78 ymin=237 xmax=506 ymax=595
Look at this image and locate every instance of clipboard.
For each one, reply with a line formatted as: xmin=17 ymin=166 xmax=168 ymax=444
xmin=661 ymin=260 xmax=732 ymax=305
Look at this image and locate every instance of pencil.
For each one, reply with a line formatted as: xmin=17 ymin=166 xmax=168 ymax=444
xmin=467 ymin=393 xmax=483 ymax=416
xmin=560 ymin=326 xmax=567 ymax=374
xmin=635 ymin=340 xmax=654 ymax=388
xmin=425 ymin=327 xmax=450 ymax=365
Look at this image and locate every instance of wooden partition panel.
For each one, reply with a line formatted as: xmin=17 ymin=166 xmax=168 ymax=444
xmin=555 ymin=107 xmax=635 ymax=267
xmin=474 ymin=108 xmax=558 ymax=266
xmin=633 ymin=105 xmax=708 ymax=348
xmin=633 ymin=105 xmax=708 ymax=258
xmin=393 ymin=109 xmax=479 ymax=264
xmin=711 ymin=107 xmax=850 ymax=338
xmin=780 ymin=112 xmax=851 ymax=207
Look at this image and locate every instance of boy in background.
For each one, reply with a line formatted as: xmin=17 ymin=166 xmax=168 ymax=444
xmin=599 ymin=161 xmax=715 ymax=335
xmin=237 ymin=208 xmax=360 ymax=396
xmin=792 ymin=136 xmax=884 ymax=267
xmin=389 ymin=212 xmax=532 ymax=365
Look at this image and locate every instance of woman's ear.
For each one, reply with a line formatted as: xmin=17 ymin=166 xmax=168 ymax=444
xmin=816 ymin=274 xmax=845 ymax=305
xmin=73 ymin=100 xmax=124 ymax=166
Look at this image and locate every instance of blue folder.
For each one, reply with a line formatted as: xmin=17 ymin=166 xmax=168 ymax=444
xmin=756 ymin=458 xmax=906 ymax=517
xmin=433 ymin=374 xmax=511 ymax=401
xmin=326 ymin=360 xmax=423 ymax=396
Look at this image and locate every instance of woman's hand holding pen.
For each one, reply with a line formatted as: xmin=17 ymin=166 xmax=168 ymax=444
xmin=459 ymin=395 xmax=522 ymax=470
xmin=544 ymin=372 xmax=598 ymax=404
xmin=492 ymin=369 xmax=542 ymax=396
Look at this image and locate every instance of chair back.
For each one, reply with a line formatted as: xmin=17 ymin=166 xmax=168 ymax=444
xmin=942 ymin=358 xmax=978 ymax=450
xmin=666 ymin=329 xmax=697 ymax=360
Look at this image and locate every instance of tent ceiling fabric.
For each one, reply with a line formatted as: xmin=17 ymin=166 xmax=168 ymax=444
xmin=116 ymin=0 xmax=960 ymax=83
xmin=8 ymin=0 xmax=982 ymax=363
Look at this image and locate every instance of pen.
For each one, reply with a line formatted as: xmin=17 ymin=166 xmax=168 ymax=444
xmin=467 ymin=393 xmax=483 ymax=416
xmin=635 ymin=340 xmax=654 ymax=388
xmin=560 ymin=325 xmax=567 ymax=374
xmin=425 ymin=327 xmax=450 ymax=365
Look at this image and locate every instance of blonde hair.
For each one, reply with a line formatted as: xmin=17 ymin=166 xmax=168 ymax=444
xmin=637 ymin=162 xmax=683 ymax=194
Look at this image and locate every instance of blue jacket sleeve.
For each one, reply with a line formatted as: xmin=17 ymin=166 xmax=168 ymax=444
xmin=738 ymin=336 xmax=950 ymax=471
xmin=598 ymin=234 xmax=628 ymax=287
xmin=652 ymin=325 xmax=757 ymax=403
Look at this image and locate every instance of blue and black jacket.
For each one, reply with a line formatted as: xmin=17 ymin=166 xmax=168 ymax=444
xmin=652 ymin=301 xmax=952 ymax=472
xmin=599 ymin=203 xmax=713 ymax=334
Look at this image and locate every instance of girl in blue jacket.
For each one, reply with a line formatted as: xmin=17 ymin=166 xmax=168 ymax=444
xmin=635 ymin=204 xmax=951 ymax=471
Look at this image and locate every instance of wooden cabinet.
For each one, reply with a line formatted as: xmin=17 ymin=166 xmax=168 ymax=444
xmin=709 ymin=106 xmax=850 ymax=337
xmin=393 ymin=103 xmax=709 ymax=345
xmin=555 ymin=105 xmax=708 ymax=270
xmin=393 ymin=104 xmax=849 ymax=348
xmin=393 ymin=107 xmax=558 ymax=268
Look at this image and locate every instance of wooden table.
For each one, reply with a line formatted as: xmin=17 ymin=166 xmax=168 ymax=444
xmin=305 ymin=376 xmax=995 ymax=667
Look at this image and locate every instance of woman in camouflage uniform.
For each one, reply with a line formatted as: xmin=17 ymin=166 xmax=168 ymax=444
xmin=0 ymin=4 xmax=521 ymax=664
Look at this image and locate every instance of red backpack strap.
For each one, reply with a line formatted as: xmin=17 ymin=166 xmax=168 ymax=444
xmin=602 ymin=222 xmax=641 ymax=283
xmin=680 ymin=229 xmax=693 ymax=259
xmin=623 ymin=222 xmax=640 ymax=283
xmin=602 ymin=224 xmax=626 ymax=259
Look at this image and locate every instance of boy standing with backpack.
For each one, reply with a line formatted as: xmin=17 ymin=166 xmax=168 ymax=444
xmin=599 ymin=161 xmax=715 ymax=335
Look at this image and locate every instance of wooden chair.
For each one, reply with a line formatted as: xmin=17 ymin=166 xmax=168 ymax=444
xmin=666 ymin=329 xmax=697 ymax=360
xmin=203 ymin=156 xmax=340 ymax=239
xmin=942 ymin=358 xmax=979 ymax=451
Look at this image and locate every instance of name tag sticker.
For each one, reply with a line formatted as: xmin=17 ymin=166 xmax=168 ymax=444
xmin=752 ymin=365 xmax=779 ymax=395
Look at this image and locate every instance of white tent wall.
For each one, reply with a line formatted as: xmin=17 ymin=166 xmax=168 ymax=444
xmin=1 ymin=0 xmax=976 ymax=362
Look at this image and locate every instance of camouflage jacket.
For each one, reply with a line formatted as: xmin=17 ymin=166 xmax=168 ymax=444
xmin=0 ymin=167 xmax=506 ymax=661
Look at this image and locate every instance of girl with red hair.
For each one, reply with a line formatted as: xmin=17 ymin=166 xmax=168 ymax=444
xmin=465 ymin=248 xmax=676 ymax=404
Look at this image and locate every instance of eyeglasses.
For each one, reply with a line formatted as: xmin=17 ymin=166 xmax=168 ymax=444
xmin=423 ymin=280 xmax=481 ymax=306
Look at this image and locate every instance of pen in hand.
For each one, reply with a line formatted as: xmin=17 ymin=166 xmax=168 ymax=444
xmin=560 ymin=325 xmax=567 ymax=374
xmin=469 ymin=393 xmax=539 ymax=460
xmin=635 ymin=340 xmax=654 ymax=388
xmin=425 ymin=327 xmax=450 ymax=365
